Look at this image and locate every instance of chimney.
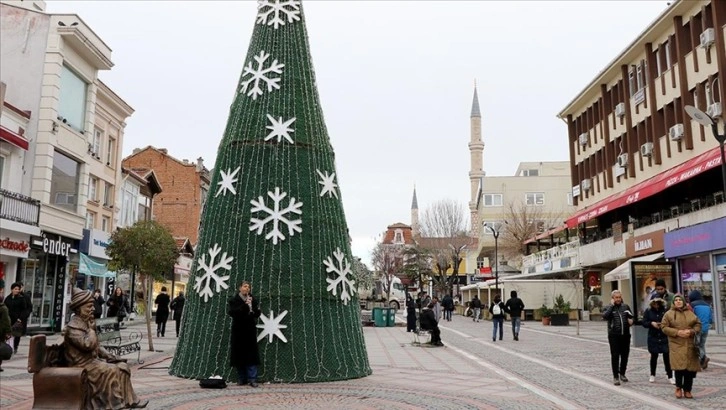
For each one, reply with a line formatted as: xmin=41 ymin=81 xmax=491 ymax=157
xmin=132 ymin=148 xmax=141 ymax=154
xmin=196 ymin=157 xmax=204 ymax=172
xmin=159 ymin=148 xmax=168 ymax=155
xmin=182 ymin=159 xmax=189 ymax=165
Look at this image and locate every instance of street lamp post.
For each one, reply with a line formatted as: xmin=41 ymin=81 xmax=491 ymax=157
xmin=486 ymin=224 xmax=500 ymax=293
xmin=684 ymin=105 xmax=726 ymax=197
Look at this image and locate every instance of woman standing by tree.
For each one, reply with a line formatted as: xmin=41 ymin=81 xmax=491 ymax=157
xmin=661 ymin=294 xmax=701 ymax=399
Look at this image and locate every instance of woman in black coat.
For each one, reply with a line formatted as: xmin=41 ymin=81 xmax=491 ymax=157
xmin=405 ymin=293 xmax=417 ymax=332
xmin=106 ymin=287 xmax=129 ymax=330
xmin=154 ymin=287 xmax=171 ymax=337
xmin=170 ymin=291 xmax=185 ymax=337
xmin=5 ymin=283 xmax=29 ymax=354
xmin=642 ymin=297 xmax=673 ymax=384
xmin=228 ymin=281 xmax=261 ymax=387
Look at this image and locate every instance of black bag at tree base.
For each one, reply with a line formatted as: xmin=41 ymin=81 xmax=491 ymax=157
xmin=199 ymin=377 xmax=227 ymax=389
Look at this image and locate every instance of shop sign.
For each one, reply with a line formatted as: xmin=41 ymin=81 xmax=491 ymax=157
xmin=31 ymin=233 xmax=78 ymax=257
xmin=52 ymin=265 xmax=65 ymax=332
xmin=0 ymin=237 xmax=30 ymax=257
xmin=80 ymin=229 xmax=112 ymax=259
xmin=626 ymin=229 xmax=664 ymax=258
xmin=664 ymin=217 xmax=726 ymax=258
xmin=543 ymin=260 xmax=553 ymax=271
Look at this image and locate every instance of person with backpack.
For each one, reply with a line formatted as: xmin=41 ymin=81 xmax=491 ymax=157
xmin=504 ymin=290 xmax=525 ymax=341
xmin=687 ymin=290 xmax=713 ymax=369
xmin=489 ymin=294 xmax=506 ymax=342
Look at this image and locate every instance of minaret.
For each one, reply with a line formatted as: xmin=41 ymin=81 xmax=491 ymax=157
xmin=469 ymin=84 xmax=485 ymax=238
xmin=411 ymin=185 xmax=419 ymax=238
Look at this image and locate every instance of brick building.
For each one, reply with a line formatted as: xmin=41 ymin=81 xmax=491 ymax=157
xmin=122 ymin=146 xmax=210 ymax=246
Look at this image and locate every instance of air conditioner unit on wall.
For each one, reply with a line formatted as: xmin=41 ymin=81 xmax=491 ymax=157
xmin=615 ymin=103 xmax=626 ymax=118
xmin=617 ymin=154 xmax=628 ymax=168
xmin=581 ymin=179 xmax=592 ymax=191
xmin=700 ymin=28 xmax=715 ymax=49
xmin=640 ymin=142 xmax=654 ymax=157
xmin=707 ymin=102 xmax=722 ymax=118
xmin=669 ymin=123 xmax=684 ymax=141
xmin=579 ymin=133 xmax=588 ymax=146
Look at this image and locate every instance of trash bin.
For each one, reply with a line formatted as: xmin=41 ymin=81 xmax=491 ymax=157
xmin=387 ymin=308 xmax=396 ymax=327
xmin=373 ymin=307 xmax=387 ymax=327
xmin=632 ymin=323 xmax=648 ymax=347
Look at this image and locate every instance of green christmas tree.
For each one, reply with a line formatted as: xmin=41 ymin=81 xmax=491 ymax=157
xmin=169 ymin=0 xmax=371 ymax=383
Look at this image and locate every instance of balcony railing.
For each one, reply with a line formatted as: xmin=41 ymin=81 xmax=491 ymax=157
xmin=0 ymin=188 xmax=41 ymax=226
xmin=522 ymin=239 xmax=579 ymax=268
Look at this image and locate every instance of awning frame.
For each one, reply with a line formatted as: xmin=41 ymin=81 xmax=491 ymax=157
xmin=603 ymin=252 xmax=665 ymax=282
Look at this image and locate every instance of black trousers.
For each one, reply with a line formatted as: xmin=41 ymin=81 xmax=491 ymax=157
xmin=175 ymin=318 xmax=182 ymax=336
xmin=650 ymin=352 xmax=672 ymax=377
xmin=608 ymin=334 xmax=631 ymax=378
xmin=156 ymin=320 xmax=167 ymax=336
xmin=674 ymin=370 xmax=696 ymax=392
xmin=429 ymin=326 xmax=441 ymax=344
xmin=406 ymin=311 xmax=416 ymax=331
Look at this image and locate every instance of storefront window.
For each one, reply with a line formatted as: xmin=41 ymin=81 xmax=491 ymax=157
xmin=715 ymin=254 xmax=726 ymax=331
xmin=680 ymin=255 xmax=713 ymax=303
xmin=21 ymin=252 xmax=56 ymax=327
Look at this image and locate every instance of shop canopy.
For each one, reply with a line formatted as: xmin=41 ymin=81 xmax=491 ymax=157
xmin=0 ymin=126 xmax=29 ymax=150
xmin=603 ymin=252 xmax=664 ymax=282
xmin=79 ymin=253 xmax=116 ymax=278
xmin=566 ymin=146 xmax=722 ymax=228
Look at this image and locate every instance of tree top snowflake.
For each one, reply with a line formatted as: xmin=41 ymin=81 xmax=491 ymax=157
xmin=257 ymin=0 xmax=301 ymax=29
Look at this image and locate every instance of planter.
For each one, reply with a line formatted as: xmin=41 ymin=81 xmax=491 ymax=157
xmin=541 ymin=316 xmax=551 ymax=326
xmin=550 ymin=313 xmax=570 ymax=326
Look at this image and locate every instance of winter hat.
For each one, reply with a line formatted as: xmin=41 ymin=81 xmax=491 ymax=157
xmin=671 ymin=293 xmax=686 ymax=310
xmin=688 ymin=289 xmax=703 ymax=302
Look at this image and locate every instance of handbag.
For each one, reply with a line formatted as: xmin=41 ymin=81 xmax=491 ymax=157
xmin=0 ymin=341 xmax=12 ymax=360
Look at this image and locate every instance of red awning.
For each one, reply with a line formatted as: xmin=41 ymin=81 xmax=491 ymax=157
xmin=566 ymin=146 xmax=723 ymax=228
xmin=0 ymin=126 xmax=29 ymax=150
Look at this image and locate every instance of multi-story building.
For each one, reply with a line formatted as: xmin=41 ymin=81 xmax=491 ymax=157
xmin=1 ymin=82 xmax=41 ymax=291
xmin=476 ymin=161 xmax=575 ymax=272
xmin=542 ymin=0 xmax=725 ymax=333
xmin=0 ymin=0 xmax=131 ymax=331
xmin=122 ymin=146 xmax=211 ymax=247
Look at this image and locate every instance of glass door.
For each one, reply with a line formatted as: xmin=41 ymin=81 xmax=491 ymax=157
xmin=22 ymin=257 xmax=43 ymax=327
xmin=715 ymin=254 xmax=726 ymax=334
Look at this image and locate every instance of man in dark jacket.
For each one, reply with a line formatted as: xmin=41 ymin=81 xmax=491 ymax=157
xmin=471 ymin=295 xmax=482 ymax=322
xmin=228 ymin=281 xmax=261 ymax=387
xmin=504 ymin=290 xmax=525 ymax=341
xmin=602 ymin=290 xmax=634 ymax=386
xmin=170 ymin=291 xmax=186 ymax=337
xmin=419 ymin=302 xmax=443 ymax=346
xmin=93 ymin=290 xmax=105 ymax=319
xmin=441 ymin=294 xmax=454 ymax=322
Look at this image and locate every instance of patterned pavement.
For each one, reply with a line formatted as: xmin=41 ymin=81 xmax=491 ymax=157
xmin=1 ymin=316 xmax=724 ymax=409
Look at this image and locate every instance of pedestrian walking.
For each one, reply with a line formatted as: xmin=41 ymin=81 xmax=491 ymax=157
xmin=687 ymin=290 xmax=713 ymax=370
xmin=442 ymin=294 xmax=454 ymax=321
xmin=420 ymin=302 xmax=443 ymax=346
xmin=489 ymin=294 xmax=505 ymax=342
xmin=0 ymin=291 xmax=13 ymax=371
xmin=432 ymin=296 xmax=442 ymax=323
xmin=471 ymin=295 xmax=482 ymax=322
xmin=107 ymin=287 xmax=130 ymax=330
xmin=154 ymin=286 xmax=171 ymax=337
xmin=5 ymin=282 xmax=30 ymax=354
xmin=504 ymin=290 xmax=525 ymax=341
xmin=93 ymin=289 xmax=105 ymax=319
xmin=228 ymin=281 xmax=261 ymax=387
xmin=405 ymin=293 xmax=417 ymax=332
xmin=642 ymin=298 xmax=674 ymax=384
xmin=661 ymin=293 xmax=701 ymax=399
xmin=602 ymin=290 xmax=634 ymax=386
xmin=170 ymin=291 xmax=186 ymax=337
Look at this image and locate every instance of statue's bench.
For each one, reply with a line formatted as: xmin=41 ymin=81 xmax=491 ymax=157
xmin=27 ymin=334 xmax=87 ymax=409
xmin=95 ymin=317 xmax=144 ymax=364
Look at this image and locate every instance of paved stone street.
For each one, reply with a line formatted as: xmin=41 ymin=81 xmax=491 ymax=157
xmin=1 ymin=315 xmax=724 ymax=409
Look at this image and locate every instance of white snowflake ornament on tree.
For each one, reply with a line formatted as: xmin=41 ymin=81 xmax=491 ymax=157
xmin=239 ymin=50 xmax=285 ymax=100
xmin=264 ymin=114 xmax=296 ymax=144
xmin=256 ymin=0 xmax=301 ymax=29
xmin=324 ymin=248 xmax=356 ymax=305
xmin=257 ymin=310 xmax=289 ymax=343
xmin=249 ymin=187 xmax=303 ymax=245
xmin=215 ymin=166 xmax=241 ymax=197
xmin=316 ymin=169 xmax=338 ymax=198
xmin=193 ymin=244 xmax=234 ymax=302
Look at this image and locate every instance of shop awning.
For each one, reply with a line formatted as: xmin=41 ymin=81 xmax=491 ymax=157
xmin=604 ymin=252 xmax=664 ymax=282
xmin=79 ymin=253 xmax=116 ymax=278
xmin=0 ymin=126 xmax=29 ymax=150
xmin=566 ymin=147 xmax=723 ymax=228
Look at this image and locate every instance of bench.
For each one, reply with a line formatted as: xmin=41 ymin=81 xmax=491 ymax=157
xmin=96 ymin=317 xmax=144 ymax=364
xmin=28 ymin=334 xmax=88 ymax=409
xmin=412 ymin=328 xmax=432 ymax=345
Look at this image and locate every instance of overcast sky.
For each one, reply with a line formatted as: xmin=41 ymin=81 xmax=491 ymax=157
xmin=48 ymin=0 xmax=670 ymax=265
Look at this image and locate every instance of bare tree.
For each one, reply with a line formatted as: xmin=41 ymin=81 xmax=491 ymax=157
xmin=370 ymin=242 xmax=403 ymax=303
xmin=417 ymin=199 xmax=471 ymax=296
xmin=497 ymin=200 xmax=564 ymax=267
